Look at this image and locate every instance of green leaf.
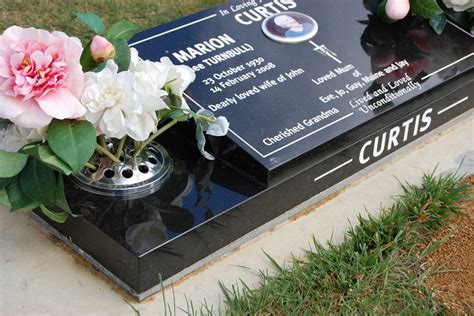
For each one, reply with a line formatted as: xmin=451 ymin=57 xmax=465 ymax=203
xmin=111 ymin=39 xmax=131 ymax=72
xmin=410 ymin=0 xmax=443 ymax=18
xmin=74 ymin=13 xmax=105 ymax=34
xmin=0 ymin=149 xmax=28 ymax=178
xmin=92 ymin=61 xmax=107 ymax=73
xmin=166 ymin=89 xmax=182 ymax=108
xmin=21 ymin=144 xmax=73 ymax=175
xmin=48 ymin=120 xmax=96 ymax=172
xmin=6 ymin=177 xmax=40 ymax=211
xmin=20 ymin=159 xmax=57 ymax=205
xmin=107 ymin=21 xmax=141 ymax=41
xmin=54 ymin=174 xmax=77 ymax=216
xmin=0 ymin=188 xmax=11 ymax=209
xmin=39 ymin=204 xmax=68 ymax=223
xmin=430 ymin=14 xmax=446 ymax=35
xmin=0 ymin=178 xmax=12 ymax=190
xmin=80 ymin=40 xmax=101 ymax=72
xmin=157 ymin=109 xmax=172 ymax=120
xmin=158 ymin=108 xmax=189 ymax=122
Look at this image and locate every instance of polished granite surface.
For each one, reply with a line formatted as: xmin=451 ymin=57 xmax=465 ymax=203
xmin=36 ymin=0 xmax=473 ymax=298
xmin=131 ymin=0 xmax=473 ymax=176
xmin=65 ymin=130 xmax=264 ymax=256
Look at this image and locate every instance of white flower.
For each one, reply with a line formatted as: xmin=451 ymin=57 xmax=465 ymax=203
xmin=81 ymin=60 xmax=161 ymax=141
xmin=0 ymin=124 xmax=46 ymax=152
xmin=442 ymin=0 xmax=474 ymax=11
xmin=130 ymin=48 xmax=195 ymax=109
xmin=129 ymin=48 xmax=169 ymax=112
xmin=196 ymin=109 xmax=229 ymax=136
xmin=206 ymin=116 xmax=230 ymax=136
xmin=160 ymin=57 xmax=196 ymax=109
xmin=82 ymin=51 xmax=197 ymax=142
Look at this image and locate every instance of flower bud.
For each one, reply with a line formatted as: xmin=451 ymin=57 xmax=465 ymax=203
xmin=385 ymin=0 xmax=410 ymax=21
xmin=90 ymin=35 xmax=115 ymax=62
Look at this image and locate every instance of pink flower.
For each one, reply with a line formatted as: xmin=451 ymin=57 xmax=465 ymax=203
xmin=0 ymin=26 xmax=86 ymax=128
xmin=91 ymin=35 xmax=115 ymax=62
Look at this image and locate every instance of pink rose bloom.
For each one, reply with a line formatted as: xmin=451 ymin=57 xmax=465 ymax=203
xmin=0 ymin=26 xmax=86 ymax=128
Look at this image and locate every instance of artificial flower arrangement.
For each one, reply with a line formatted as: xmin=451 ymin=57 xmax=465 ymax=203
xmin=0 ymin=14 xmax=229 ymax=223
xmin=365 ymin=0 xmax=473 ymax=34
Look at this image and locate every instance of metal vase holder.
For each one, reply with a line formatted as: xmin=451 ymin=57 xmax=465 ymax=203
xmin=71 ymin=140 xmax=172 ymax=200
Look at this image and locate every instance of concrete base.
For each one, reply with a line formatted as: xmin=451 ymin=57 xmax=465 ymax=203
xmin=1 ymin=111 xmax=472 ymax=315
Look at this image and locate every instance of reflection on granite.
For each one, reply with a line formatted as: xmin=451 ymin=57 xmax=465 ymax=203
xmin=65 ymin=133 xmax=262 ymax=256
xmin=360 ymin=14 xmax=473 ymax=115
xmin=362 ymin=14 xmax=471 ymax=79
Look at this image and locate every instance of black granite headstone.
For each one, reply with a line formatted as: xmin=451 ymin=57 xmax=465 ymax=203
xmin=130 ymin=0 xmax=473 ymax=184
xmin=34 ymin=0 xmax=473 ymax=300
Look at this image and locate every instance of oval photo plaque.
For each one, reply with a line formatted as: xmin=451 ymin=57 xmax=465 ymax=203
xmin=261 ymin=12 xmax=318 ymax=44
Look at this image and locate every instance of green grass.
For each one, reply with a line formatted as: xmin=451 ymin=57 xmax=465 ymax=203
xmin=0 ymin=0 xmax=224 ymax=43
xmin=142 ymin=170 xmax=468 ymax=315
xmin=215 ymin=171 xmax=469 ymax=315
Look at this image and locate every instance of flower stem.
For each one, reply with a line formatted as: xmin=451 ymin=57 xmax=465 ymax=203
xmin=134 ymin=118 xmax=180 ymax=157
xmin=85 ymin=162 xmax=97 ymax=171
xmin=96 ymin=144 xmax=121 ymax=163
xmin=168 ymin=106 xmax=214 ymax=123
xmin=98 ymin=135 xmax=107 ymax=148
xmin=134 ymin=141 xmax=142 ymax=151
xmin=196 ymin=114 xmax=215 ymax=123
xmin=115 ymin=136 xmax=127 ymax=159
